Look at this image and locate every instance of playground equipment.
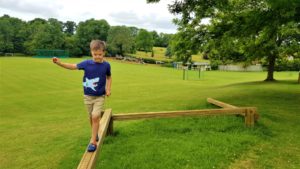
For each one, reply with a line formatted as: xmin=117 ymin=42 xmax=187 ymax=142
xmin=183 ymin=67 xmax=204 ymax=80
xmin=34 ymin=49 xmax=69 ymax=58
xmin=77 ymin=98 xmax=259 ymax=169
xmin=181 ymin=62 xmax=210 ymax=80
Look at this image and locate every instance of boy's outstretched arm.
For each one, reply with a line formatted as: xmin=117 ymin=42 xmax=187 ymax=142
xmin=52 ymin=57 xmax=77 ymax=70
xmin=106 ymin=76 xmax=112 ymax=96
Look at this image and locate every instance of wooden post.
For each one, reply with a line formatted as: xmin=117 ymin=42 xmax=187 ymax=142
xmin=244 ymin=108 xmax=255 ymax=127
xmin=298 ymin=71 xmax=300 ymax=84
xmin=244 ymin=109 xmax=249 ymax=126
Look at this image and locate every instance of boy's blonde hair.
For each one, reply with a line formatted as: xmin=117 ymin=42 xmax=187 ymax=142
xmin=90 ymin=40 xmax=106 ymax=51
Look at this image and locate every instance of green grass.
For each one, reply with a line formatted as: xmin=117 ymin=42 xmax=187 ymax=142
xmin=129 ymin=47 xmax=206 ymax=62
xmin=0 ymin=57 xmax=299 ymax=169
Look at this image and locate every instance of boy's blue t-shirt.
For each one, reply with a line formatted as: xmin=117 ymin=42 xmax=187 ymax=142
xmin=77 ymin=60 xmax=111 ymax=96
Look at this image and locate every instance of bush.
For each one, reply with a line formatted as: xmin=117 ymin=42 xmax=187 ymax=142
xmin=142 ymin=58 xmax=156 ymax=64
xmin=275 ymin=58 xmax=300 ymax=71
xmin=210 ymin=60 xmax=222 ymax=70
xmin=161 ymin=60 xmax=173 ymax=68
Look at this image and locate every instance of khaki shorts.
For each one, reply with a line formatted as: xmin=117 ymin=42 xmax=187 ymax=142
xmin=83 ymin=95 xmax=105 ymax=117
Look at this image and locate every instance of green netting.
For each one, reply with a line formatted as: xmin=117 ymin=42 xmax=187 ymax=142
xmin=34 ymin=49 xmax=69 ymax=58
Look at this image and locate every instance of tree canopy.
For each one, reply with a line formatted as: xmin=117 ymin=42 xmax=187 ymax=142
xmin=1 ymin=14 xmax=173 ymax=57
xmin=0 ymin=15 xmax=26 ymax=53
xmin=136 ymin=29 xmax=154 ymax=52
xmin=107 ymin=26 xmax=135 ymax=56
xmin=75 ymin=19 xmax=110 ymax=55
xmin=148 ymin=0 xmax=300 ymax=81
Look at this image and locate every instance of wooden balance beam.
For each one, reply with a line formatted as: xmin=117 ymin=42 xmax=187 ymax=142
xmin=77 ymin=109 xmax=112 ymax=169
xmin=109 ymin=106 xmax=257 ymax=136
xmin=77 ymin=98 xmax=258 ymax=168
xmin=112 ymin=107 xmax=250 ymax=121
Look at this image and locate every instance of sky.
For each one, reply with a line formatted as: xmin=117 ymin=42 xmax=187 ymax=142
xmin=0 ymin=0 xmax=178 ymax=34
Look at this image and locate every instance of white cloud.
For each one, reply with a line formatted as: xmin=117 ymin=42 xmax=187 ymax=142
xmin=109 ymin=11 xmax=176 ymax=33
xmin=0 ymin=0 xmax=177 ymax=33
xmin=0 ymin=0 xmax=62 ymax=18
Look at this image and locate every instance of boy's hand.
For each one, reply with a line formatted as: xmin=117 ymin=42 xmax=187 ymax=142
xmin=105 ymin=89 xmax=111 ymax=97
xmin=52 ymin=57 xmax=60 ymax=64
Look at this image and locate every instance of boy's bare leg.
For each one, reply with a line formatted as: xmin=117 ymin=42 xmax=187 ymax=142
xmin=89 ymin=117 xmax=92 ymax=126
xmin=90 ymin=116 xmax=100 ymax=145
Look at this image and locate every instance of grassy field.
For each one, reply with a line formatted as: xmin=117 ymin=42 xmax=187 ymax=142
xmin=129 ymin=47 xmax=206 ymax=62
xmin=0 ymin=57 xmax=299 ymax=169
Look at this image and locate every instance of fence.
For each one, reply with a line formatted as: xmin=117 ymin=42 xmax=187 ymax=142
xmin=34 ymin=49 xmax=69 ymax=58
xmin=218 ymin=64 xmax=263 ymax=72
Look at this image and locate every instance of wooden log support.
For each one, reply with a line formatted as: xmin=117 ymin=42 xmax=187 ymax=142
xmin=245 ymin=108 xmax=256 ymax=127
xmin=77 ymin=108 xmax=112 ymax=169
xmin=112 ymin=107 xmax=252 ymax=121
xmin=207 ymin=98 xmax=238 ymax=109
xmin=207 ymin=98 xmax=259 ymax=121
xmin=107 ymin=119 xmax=114 ymax=136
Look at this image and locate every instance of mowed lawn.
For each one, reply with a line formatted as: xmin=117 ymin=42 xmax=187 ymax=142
xmin=0 ymin=57 xmax=299 ymax=169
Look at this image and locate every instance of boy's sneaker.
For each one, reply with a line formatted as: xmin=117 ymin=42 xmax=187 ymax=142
xmin=96 ymin=135 xmax=99 ymax=142
xmin=87 ymin=143 xmax=97 ymax=152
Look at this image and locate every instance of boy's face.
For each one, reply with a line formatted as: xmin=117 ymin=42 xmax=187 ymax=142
xmin=91 ymin=49 xmax=105 ymax=63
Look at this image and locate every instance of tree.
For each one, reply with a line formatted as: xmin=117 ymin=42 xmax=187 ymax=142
xmin=151 ymin=31 xmax=160 ymax=46
xmin=128 ymin=26 xmax=139 ymax=38
xmin=151 ymin=31 xmax=173 ymax=47
xmin=135 ymin=29 xmax=154 ymax=52
xmin=63 ymin=21 xmax=77 ymax=36
xmin=0 ymin=15 xmax=27 ymax=53
xmin=158 ymin=33 xmax=173 ymax=47
xmin=76 ymin=19 xmax=110 ymax=55
xmin=107 ymin=26 xmax=135 ymax=56
xmin=168 ymin=29 xmax=198 ymax=63
xmin=165 ymin=45 xmax=173 ymax=58
xmin=148 ymin=0 xmax=300 ymax=81
xmin=0 ymin=15 xmax=14 ymax=53
xmin=24 ymin=18 xmax=65 ymax=55
xmin=24 ymin=18 xmax=47 ymax=54
xmin=63 ymin=36 xmax=82 ymax=57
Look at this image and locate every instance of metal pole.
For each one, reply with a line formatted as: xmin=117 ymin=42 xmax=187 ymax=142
xmin=186 ymin=68 xmax=188 ymax=80
xmin=298 ymin=71 xmax=300 ymax=84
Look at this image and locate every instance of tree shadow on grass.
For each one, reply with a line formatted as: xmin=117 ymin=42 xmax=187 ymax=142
xmin=221 ymin=80 xmax=299 ymax=88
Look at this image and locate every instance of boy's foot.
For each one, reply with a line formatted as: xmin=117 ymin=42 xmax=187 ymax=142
xmin=96 ymin=135 xmax=99 ymax=142
xmin=87 ymin=143 xmax=97 ymax=152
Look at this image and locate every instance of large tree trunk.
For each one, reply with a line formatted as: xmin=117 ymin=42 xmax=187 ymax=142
xmin=265 ymin=54 xmax=276 ymax=81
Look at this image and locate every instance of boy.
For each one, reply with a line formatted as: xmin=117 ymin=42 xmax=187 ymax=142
xmin=53 ymin=40 xmax=112 ymax=152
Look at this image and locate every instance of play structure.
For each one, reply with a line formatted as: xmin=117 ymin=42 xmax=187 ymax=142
xmin=34 ymin=49 xmax=69 ymax=58
xmin=182 ymin=67 xmax=205 ymax=80
xmin=180 ymin=62 xmax=211 ymax=80
xmin=77 ymin=98 xmax=259 ymax=169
